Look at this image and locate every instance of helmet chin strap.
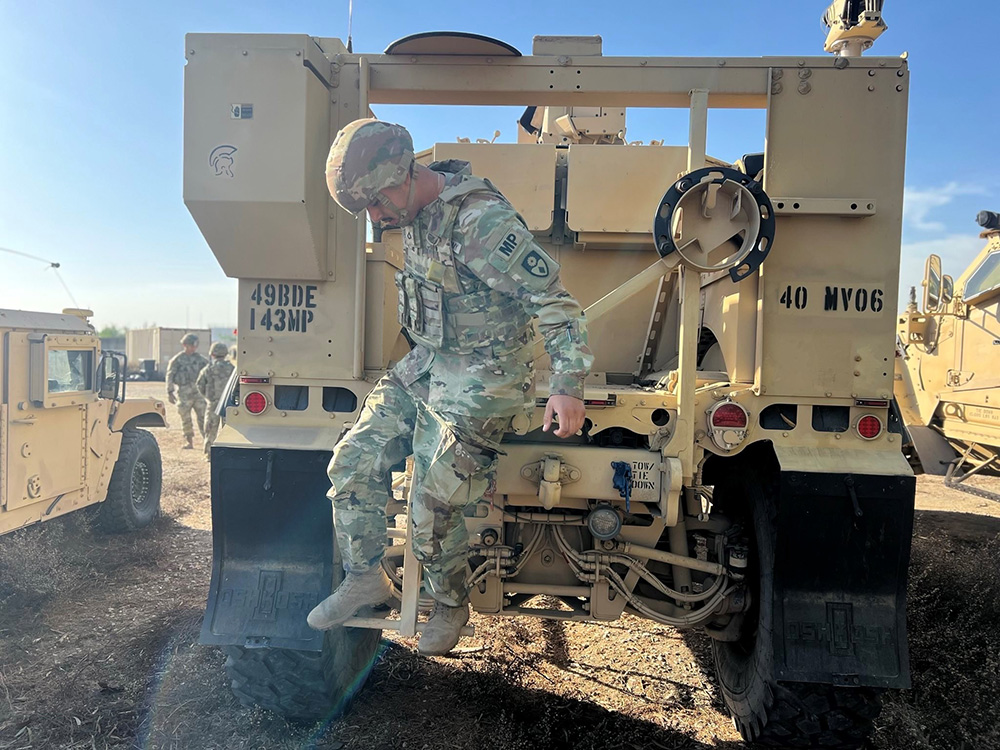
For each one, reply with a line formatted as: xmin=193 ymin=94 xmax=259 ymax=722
xmin=378 ymin=164 xmax=419 ymax=228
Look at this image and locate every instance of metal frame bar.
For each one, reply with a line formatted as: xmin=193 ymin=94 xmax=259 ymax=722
xmin=337 ymin=53 xmax=902 ymax=108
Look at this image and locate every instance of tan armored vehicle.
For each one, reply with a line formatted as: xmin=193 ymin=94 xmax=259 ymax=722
xmin=0 ymin=308 xmax=167 ymax=536
xmin=184 ymin=1 xmax=913 ymax=745
xmin=896 ymin=210 xmax=1000 ymax=499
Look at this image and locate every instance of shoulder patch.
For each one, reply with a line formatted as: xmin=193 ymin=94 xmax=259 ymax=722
xmin=486 ymin=219 xmax=560 ymax=291
xmin=487 ymin=219 xmax=530 ymax=272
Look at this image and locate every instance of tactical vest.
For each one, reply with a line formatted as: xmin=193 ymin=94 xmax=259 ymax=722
xmin=396 ymin=167 xmax=532 ymax=355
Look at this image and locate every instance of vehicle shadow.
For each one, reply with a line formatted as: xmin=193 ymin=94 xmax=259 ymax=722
xmin=141 ymin=630 xmax=748 ymax=750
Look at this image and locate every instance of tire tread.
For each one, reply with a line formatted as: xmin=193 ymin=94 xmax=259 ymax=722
xmin=224 ymin=627 xmax=382 ymax=720
xmin=100 ymin=428 xmax=162 ymax=532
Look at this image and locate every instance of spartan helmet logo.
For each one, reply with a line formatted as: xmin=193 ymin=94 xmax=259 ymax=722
xmin=209 ymin=145 xmax=238 ymax=178
xmin=522 ymin=250 xmax=550 ymax=278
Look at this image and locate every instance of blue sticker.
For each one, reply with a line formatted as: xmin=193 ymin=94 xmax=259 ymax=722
xmin=209 ymin=145 xmax=237 ymax=178
xmin=521 ymin=250 xmax=550 ymax=279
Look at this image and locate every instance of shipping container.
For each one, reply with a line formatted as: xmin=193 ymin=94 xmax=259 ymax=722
xmin=126 ymin=327 xmax=212 ymax=380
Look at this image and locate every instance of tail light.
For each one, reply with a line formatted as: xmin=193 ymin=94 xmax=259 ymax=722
xmin=857 ymin=414 xmax=882 ymax=440
xmin=710 ymin=403 xmax=748 ymax=428
xmin=707 ymin=401 xmax=749 ymax=451
xmin=243 ymin=391 xmax=268 ymax=415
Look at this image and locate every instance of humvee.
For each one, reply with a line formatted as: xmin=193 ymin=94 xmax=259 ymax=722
xmin=184 ymin=1 xmax=914 ymax=745
xmin=0 ymin=308 xmax=167 ymax=536
xmin=896 ymin=210 xmax=1000 ymax=500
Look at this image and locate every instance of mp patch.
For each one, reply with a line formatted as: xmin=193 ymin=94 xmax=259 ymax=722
xmin=487 ymin=220 xmax=527 ymax=271
xmin=485 ymin=217 xmax=560 ymax=291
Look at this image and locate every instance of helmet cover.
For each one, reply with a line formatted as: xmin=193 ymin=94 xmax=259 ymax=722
xmin=326 ymin=118 xmax=415 ymax=213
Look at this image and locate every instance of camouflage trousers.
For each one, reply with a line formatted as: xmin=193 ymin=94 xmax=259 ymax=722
xmin=203 ymin=411 xmax=221 ymax=457
xmin=175 ymin=385 xmax=207 ymax=441
xmin=328 ymin=374 xmax=509 ymax=607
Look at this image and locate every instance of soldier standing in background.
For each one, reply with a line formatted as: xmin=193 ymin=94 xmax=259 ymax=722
xmin=197 ymin=341 xmax=236 ymax=460
xmin=166 ymin=333 xmax=209 ymax=449
xmin=307 ymin=119 xmax=593 ymax=655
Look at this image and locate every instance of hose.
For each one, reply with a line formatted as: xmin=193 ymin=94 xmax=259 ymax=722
xmin=551 ymin=525 xmax=733 ymax=627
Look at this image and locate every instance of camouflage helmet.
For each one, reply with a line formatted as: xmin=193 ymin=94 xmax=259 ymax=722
xmin=180 ymin=333 xmax=199 ymax=346
xmin=326 ymin=118 xmax=414 ymax=214
xmin=210 ymin=341 xmax=229 ymax=357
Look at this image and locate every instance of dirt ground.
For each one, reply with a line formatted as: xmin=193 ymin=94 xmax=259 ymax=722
xmin=1 ymin=381 xmax=998 ymax=750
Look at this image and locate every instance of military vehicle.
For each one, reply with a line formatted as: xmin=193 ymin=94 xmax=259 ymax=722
xmin=184 ymin=1 xmax=913 ymax=745
xmin=896 ymin=210 xmax=1000 ymax=500
xmin=1 ymin=308 xmax=167 ymax=536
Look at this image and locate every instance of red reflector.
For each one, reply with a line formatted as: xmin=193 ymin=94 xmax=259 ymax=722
xmin=244 ymin=391 xmax=268 ymax=414
xmin=857 ymin=415 xmax=882 ymax=439
xmin=240 ymin=377 xmax=270 ymax=384
xmin=711 ymin=403 xmax=748 ymax=428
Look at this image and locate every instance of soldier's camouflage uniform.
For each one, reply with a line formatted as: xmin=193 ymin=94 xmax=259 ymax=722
xmin=329 ymin=158 xmax=593 ymax=607
xmin=197 ymin=357 xmax=235 ymax=457
xmin=166 ymin=351 xmax=209 ymax=441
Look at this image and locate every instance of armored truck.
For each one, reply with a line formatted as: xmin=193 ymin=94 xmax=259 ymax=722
xmin=1 ymin=308 xmax=167 ymax=536
xmin=184 ymin=2 xmax=913 ymax=745
xmin=896 ymin=210 xmax=1000 ymax=498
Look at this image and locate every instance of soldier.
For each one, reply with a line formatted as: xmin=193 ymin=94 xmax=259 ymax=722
xmin=197 ymin=341 xmax=235 ymax=460
xmin=307 ymin=119 xmax=593 ymax=655
xmin=166 ymin=333 xmax=209 ymax=450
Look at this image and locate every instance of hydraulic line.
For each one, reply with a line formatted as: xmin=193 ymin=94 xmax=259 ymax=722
xmin=551 ymin=526 xmax=733 ymax=625
xmin=551 ymin=525 xmax=723 ymax=603
xmin=468 ymin=522 xmax=544 ymax=587
xmin=503 ymin=510 xmax=587 ymax=525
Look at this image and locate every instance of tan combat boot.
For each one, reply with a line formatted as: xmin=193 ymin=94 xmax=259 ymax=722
xmin=184 ymin=436 xmax=194 ymax=449
xmin=417 ymin=601 xmax=470 ymax=656
xmin=307 ymin=567 xmax=393 ymax=630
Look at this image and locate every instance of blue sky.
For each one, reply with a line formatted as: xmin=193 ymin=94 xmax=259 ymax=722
xmin=1 ymin=0 xmax=997 ymax=330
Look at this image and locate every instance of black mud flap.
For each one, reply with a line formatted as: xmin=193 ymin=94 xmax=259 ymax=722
xmin=200 ymin=447 xmax=334 ymax=652
xmin=773 ymin=470 xmax=915 ymax=688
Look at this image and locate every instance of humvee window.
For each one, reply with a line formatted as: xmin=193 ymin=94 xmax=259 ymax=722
xmin=964 ymin=251 xmax=1000 ymax=302
xmin=47 ymin=349 xmax=93 ymax=393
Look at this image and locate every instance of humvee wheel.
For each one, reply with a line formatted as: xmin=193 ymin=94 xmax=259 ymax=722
xmin=224 ymin=626 xmax=382 ymax=720
xmin=712 ymin=470 xmax=882 ymax=748
xmin=100 ymin=428 xmax=162 ymax=532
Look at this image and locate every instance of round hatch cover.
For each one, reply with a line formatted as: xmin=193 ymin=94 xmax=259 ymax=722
xmin=385 ymin=32 xmax=521 ymax=57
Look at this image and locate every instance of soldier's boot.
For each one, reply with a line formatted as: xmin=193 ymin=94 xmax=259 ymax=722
xmin=307 ymin=567 xmax=393 ymax=630
xmin=417 ymin=601 xmax=470 ymax=656
xmin=184 ymin=436 xmax=194 ymax=449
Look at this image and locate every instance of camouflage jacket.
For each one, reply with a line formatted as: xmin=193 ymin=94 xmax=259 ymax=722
xmin=196 ymin=358 xmax=235 ymax=405
xmin=166 ymin=351 xmax=209 ymax=392
xmin=392 ymin=160 xmax=593 ymax=417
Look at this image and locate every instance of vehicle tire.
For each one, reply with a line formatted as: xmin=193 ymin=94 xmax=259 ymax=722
xmin=711 ymin=467 xmax=882 ymax=748
xmin=224 ymin=626 xmax=382 ymax=720
xmin=100 ymin=428 xmax=162 ymax=532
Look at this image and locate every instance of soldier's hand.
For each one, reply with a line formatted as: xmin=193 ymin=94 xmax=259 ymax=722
xmin=543 ymin=395 xmax=586 ymax=438
xmin=168 ymin=391 xmax=177 ymax=405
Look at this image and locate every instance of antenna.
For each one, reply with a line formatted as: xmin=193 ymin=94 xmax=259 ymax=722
xmin=346 ymin=0 xmax=354 ymax=53
xmin=0 ymin=246 xmax=80 ymax=308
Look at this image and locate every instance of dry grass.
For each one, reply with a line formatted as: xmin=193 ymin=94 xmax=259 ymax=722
xmin=0 ymin=511 xmax=96 ymax=605
xmin=873 ymin=525 xmax=1000 ymax=750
